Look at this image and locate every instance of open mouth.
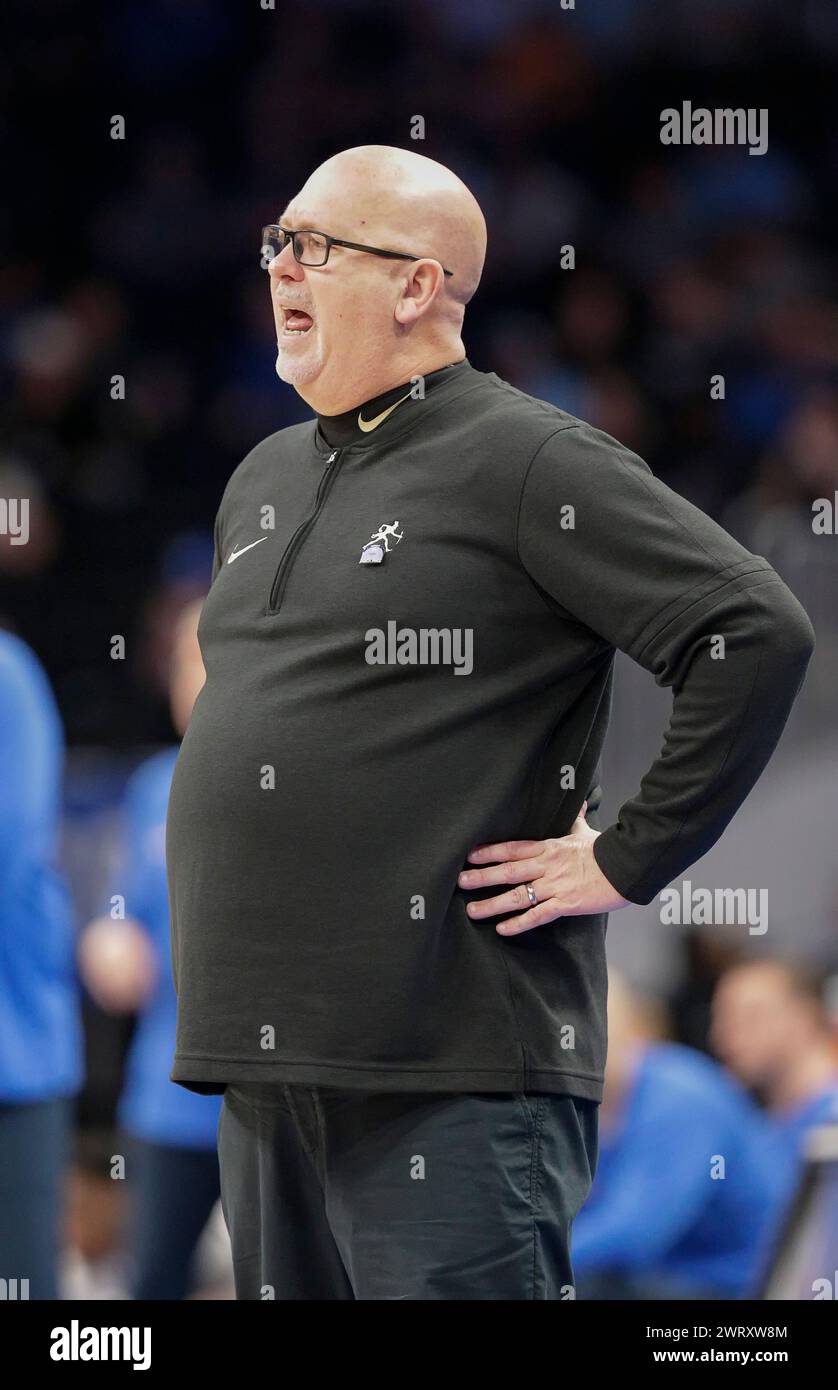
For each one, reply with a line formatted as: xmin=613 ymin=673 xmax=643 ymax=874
xmin=281 ymin=307 xmax=314 ymax=336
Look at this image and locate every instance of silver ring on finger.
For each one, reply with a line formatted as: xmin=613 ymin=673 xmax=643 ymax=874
xmin=525 ymin=881 xmax=538 ymax=906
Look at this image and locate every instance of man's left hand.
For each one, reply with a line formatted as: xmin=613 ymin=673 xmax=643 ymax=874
xmin=457 ymin=802 xmax=631 ymax=935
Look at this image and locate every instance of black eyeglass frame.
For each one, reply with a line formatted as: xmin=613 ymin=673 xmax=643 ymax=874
xmin=262 ymin=224 xmax=453 ymax=278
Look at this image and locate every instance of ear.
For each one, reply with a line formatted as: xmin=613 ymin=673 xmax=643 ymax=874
xmin=394 ymin=260 xmax=446 ymax=326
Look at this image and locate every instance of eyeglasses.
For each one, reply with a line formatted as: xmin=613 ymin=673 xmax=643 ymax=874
xmin=261 ymin=225 xmax=453 ymax=277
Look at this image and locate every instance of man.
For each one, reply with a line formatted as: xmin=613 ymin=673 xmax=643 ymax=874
xmin=166 ymin=146 xmax=815 ymax=1299
xmin=572 ymin=973 xmax=786 ymax=1300
xmin=0 ymin=628 xmax=82 ymax=1299
xmin=711 ymin=961 xmax=838 ymax=1235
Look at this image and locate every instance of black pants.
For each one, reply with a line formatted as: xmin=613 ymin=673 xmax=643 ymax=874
xmin=218 ymin=1083 xmax=598 ymax=1300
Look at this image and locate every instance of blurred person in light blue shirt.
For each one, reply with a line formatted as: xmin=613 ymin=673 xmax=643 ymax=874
xmin=711 ymin=959 xmax=838 ymax=1282
xmin=573 ymin=970 xmax=787 ymax=1300
xmin=0 ymin=627 xmax=83 ymax=1299
xmin=79 ymin=599 xmax=225 ymax=1298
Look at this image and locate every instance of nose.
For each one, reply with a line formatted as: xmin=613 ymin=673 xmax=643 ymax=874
xmin=268 ymin=240 xmax=303 ymax=282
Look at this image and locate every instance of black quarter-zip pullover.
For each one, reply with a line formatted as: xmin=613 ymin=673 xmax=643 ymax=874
xmin=166 ymin=360 xmax=814 ymax=1102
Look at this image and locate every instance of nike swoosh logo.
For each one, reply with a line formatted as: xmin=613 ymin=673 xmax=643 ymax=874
xmin=227 ymin=537 xmax=268 ymax=564
xmin=357 ymin=391 xmax=413 ymax=433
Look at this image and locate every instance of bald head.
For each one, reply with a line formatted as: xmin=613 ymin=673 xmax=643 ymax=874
xmin=268 ymin=145 xmax=488 ymax=412
xmin=300 ymin=146 xmax=487 ymax=307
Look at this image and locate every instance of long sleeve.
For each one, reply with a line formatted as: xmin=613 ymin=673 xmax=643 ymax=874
xmin=516 ymin=423 xmax=815 ymax=905
xmin=109 ymin=754 xmax=176 ymax=981
xmin=112 ymin=769 xmax=157 ymax=944
xmin=0 ymin=639 xmax=62 ymax=890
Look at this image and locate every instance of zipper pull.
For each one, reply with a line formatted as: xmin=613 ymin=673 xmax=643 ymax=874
xmin=327 ymin=450 xmax=338 ymax=463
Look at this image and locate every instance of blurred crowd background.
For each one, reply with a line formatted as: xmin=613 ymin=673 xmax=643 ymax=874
xmin=2 ymin=0 xmax=838 ymax=1299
